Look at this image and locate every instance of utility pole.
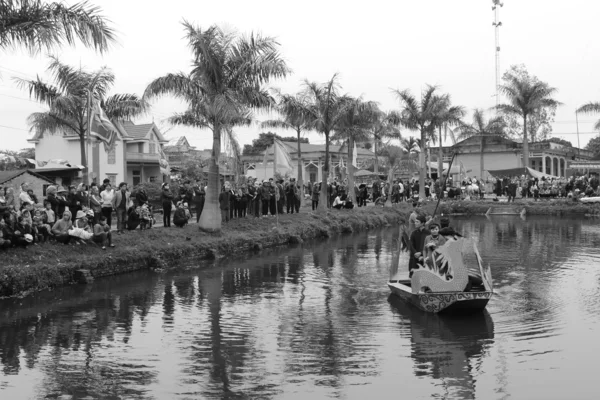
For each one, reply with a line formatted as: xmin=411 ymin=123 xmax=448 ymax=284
xmin=492 ymin=0 xmax=504 ymax=108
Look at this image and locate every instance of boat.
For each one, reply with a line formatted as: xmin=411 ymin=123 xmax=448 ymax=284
xmin=387 ymin=225 xmax=493 ymax=314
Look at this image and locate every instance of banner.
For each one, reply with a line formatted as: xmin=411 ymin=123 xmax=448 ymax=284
xmin=158 ymin=147 xmax=170 ymax=176
xmin=90 ymin=103 xmax=118 ymax=151
xmin=265 ymin=139 xmax=294 ymax=175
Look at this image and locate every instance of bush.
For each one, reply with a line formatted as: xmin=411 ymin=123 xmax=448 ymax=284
xmin=132 ymin=181 xmax=181 ymax=210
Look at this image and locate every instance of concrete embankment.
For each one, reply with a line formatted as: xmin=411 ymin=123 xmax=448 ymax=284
xmin=0 ymin=207 xmax=405 ymax=299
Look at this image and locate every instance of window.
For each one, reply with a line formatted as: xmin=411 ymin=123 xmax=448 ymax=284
xmin=149 ymin=143 xmax=156 ymax=154
xmin=133 ymin=170 xmax=141 ymax=186
xmin=149 ymin=176 xmax=157 ymax=183
xmin=107 ymin=147 xmax=116 ymax=164
xmin=138 ymin=143 xmax=144 ymax=153
xmin=107 ymin=174 xmax=117 ymax=186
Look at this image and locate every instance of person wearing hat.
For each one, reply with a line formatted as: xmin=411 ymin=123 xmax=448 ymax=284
xmin=55 ymin=186 xmax=68 ymax=218
xmin=52 ymin=210 xmax=73 ymax=244
xmin=408 ymin=215 xmax=430 ymax=274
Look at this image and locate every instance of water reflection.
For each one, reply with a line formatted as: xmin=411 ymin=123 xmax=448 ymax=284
xmin=0 ymin=216 xmax=599 ymax=399
xmin=388 ymin=295 xmax=494 ymax=399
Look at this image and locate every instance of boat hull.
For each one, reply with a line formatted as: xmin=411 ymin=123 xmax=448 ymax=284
xmin=388 ymin=281 xmax=492 ymax=314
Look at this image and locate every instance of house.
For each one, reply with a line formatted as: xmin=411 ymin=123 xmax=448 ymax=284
xmin=28 ymin=120 xmax=169 ymax=187
xmin=441 ymin=136 xmax=594 ymax=179
xmin=0 ymin=170 xmax=55 ymax=206
xmin=242 ymin=141 xmax=376 ymax=183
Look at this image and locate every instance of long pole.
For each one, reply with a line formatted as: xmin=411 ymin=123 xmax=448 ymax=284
xmin=432 ymin=151 xmax=457 ymax=219
xmin=575 ymin=109 xmax=581 ymax=158
xmin=274 ymin=141 xmax=278 ymax=226
xmin=85 ymin=89 xmax=93 ymax=185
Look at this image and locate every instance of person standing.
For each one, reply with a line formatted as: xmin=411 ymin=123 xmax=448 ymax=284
xmin=219 ymin=184 xmax=231 ymax=223
xmin=286 ymin=178 xmax=297 ymax=214
xmin=311 ymin=182 xmax=320 ymax=211
xmin=161 ymin=183 xmax=174 ymax=227
xmin=193 ymin=179 xmax=205 ymax=223
xmin=112 ymin=182 xmax=131 ymax=234
xmin=409 ymin=215 xmax=431 ymax=275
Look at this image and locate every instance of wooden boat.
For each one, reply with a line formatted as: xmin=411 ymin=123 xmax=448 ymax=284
xmin=388 ymin=225 xmax=493 ymax=314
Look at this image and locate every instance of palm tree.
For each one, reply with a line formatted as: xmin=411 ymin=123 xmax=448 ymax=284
xmin=261 ymin=92 xmax=312 ymax=192
xmin=381 ymin=145 xmax=403 ymax=207
xmin=303 ymin=74 xmax=352 ymax=211
xmin=576 ymin=102 xmax=600 ymax=131
xmin=430 ymin=95 xmax=465 ymax=181
xmin=496 ymin=73 xmax=561 ymax=168
xmin=332 ymin=97 xmax=379 ymax=204
xmin=0 ymin=0 xmax=116 ymax=54
xmin=144 ymin=23 xmax=289 ymax=232
xmin=455 ymin=109 xmax=506 ymax=179
xmin=16 ymin=57 xmax=147 ymax=184
xmin=371 ymin=110 xmax=401 ymax=173
xmin=394 ymin=85 xmax=446 ymax=199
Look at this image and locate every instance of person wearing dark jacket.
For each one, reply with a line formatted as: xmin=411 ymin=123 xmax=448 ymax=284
xmin=260 ymin=180 xmax=271 ymax=217
xmin=193 ymin=179 xmax=205 ymax=222
xmin=136 ymin=187 xmax=148 ymax=207
xmin=55 ymin=186 xmax=68 ymax=218
xmin=173 ymin=202 xmax=188 ymax=227
xmin=219 ymin=185 xmax=231 ymax=222
xmin=408 ymin=215 xmax=430 ymax=275
xmin=66 ymin=185 xmax=81 ymax=216
xmin=161 ymin=183 xmax=174 ymax=227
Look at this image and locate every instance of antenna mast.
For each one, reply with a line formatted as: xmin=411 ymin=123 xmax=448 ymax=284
xmin=492 ymin=0 xmax=503 ymax=108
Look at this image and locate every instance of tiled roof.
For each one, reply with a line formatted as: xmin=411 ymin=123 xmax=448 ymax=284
xmin=122 ymin=123 xmax=154 ymax=139
xmin=0 ymin=169 xmax=54 ymax=185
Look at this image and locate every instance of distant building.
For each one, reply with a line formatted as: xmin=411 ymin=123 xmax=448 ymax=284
xmin=441 ymin=136 xmax=594 ymax=179
xmin=242 ymin=141 xmax=376 ymax=182
xmin=0 ymin=170 xmax=54 ymax=206
xmin=28 ymin=120 xmax=169 ymax=187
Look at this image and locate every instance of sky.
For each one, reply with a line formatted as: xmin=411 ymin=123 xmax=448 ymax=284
xmin=1 ymin=0 xmax=600 ymax=155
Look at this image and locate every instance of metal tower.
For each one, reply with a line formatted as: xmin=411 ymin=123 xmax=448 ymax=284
xmin=492 ymin=0 xmax=503 ymax=107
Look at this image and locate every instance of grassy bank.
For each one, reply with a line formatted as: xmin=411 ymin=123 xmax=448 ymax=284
xmin=392 ymin=198 xmax=600 ymax=216
xmin=0 ymin=207 xmax=405 ymax=298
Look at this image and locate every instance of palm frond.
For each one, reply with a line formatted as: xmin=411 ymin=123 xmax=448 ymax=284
xmin=27 ymin=111 xmax=79 ymax=136
xmin=144 ymin=72 xmax=202 ymax=102
xmin=0 ymin=0 xmax=116 ymax=54
xmin=13 ymin=75 xmax=60 ymax=107
xmin=103 ymin=93 xmax=148 ymax=120
xmin=577 ymin=102 xmax=600 ymax=114
xmin=261 ymin=119 xmax=292 ymax=130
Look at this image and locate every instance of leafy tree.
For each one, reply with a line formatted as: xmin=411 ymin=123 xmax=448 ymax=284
xmin=380 ymin=144 xmax=404 ymax=207
xmin=394 ymin=85 xmax=448 ymax=199
xmin=242 ymin=132 xmax=309 ymax=155
xmin=262 ymin=92 xmax=313 ymax=190
xmin=0 ymin=0 xmax=116 ymax=54
xmin=455 ymin=109 xmax=506 ymax=179
xmin=430 ymin=94 xmax=464 ymax=179
xmin=497 ymin=65 xmax=561 ymax=168
xmin=144 ymin=23 xmax=289 ymax=232
xmin=541 ymin=137 xmax=573 ymax=147
xmin=370 ymin=110 xmax=401 ymax=173
xmin=17 ymin=57 xmax=147 ymax=183
xmin=585 ymin=135 xmax=600 ymax=157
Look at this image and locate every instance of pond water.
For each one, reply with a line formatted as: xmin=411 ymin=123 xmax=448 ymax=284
xmin=1 ymin=216 xmax=600 ymax=399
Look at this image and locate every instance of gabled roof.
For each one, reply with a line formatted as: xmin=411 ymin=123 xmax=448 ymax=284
xmin=167 ymin=136 xmax=191 ymax=147
xmin=120 ymin=121 xmax=168 ymax=143
xmin=0 ymin=169 xmax=55 ymax=185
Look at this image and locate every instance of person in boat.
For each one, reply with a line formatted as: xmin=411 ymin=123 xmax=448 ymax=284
xmin=409 ymin=215 xmax=430 ymax=275
xmin=423 ymin=223 xmax=447 ymax=260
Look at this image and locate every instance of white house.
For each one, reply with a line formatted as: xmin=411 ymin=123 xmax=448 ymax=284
xmin=28 ymin=120 xmax=169 ymax=187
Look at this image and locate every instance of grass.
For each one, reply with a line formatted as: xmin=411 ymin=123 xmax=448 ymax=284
xmin=0 ymin=207 xmax=405 ymax=298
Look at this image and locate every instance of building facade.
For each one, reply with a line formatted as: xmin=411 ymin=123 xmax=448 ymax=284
xmin=441 ymin=136 xmax=594 ymax=179
xmin=28 ymin=121 xmax=169 ymax=187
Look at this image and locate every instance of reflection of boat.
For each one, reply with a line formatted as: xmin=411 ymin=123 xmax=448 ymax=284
xmin=388 ymin=294 xmax=494 ymax=397
xmin=387 ymin=225 xmax=493 ymax=314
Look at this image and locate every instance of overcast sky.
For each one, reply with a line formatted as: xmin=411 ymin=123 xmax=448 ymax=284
xmin=1 ymin=0 xmax=599 ymax=155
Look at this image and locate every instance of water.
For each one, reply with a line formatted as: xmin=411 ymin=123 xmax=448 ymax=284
xmin=1 ymin=216 xmax=600 ymax=399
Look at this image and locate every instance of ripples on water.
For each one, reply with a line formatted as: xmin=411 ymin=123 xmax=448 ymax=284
xmin=0 ymin=216 xmax=599 ymax=399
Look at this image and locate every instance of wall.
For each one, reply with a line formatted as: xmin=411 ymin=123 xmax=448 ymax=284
xmin=2 ymin=173 xmax=53 ymax=208
xmin=455 ymin=152 xmax=522 ymax=180
xmin=126 ymin=165 xmax=162 ymax=186
xmin=35 ymin=134 xmax=81 ymax=164
xmin=94 ymin=140 xmax=124 ymax=185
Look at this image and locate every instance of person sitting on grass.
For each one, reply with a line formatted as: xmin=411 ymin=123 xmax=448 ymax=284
xmin=52 ymin=210 xmax=73 ymax=244
xmin=68 ymin=210 xmax=93 ymax=244
xmin=173 ymin=201 xmax=188 ymax=228
xmin=332 ymin=194 xmax=344 ymax=209
xmin=127 ymin=206 xmax=141 ymax=231
xmin=0 ymin=217 xmax=12 ymax=249
xmin=93 ymin=216 xmax=114 ymax=250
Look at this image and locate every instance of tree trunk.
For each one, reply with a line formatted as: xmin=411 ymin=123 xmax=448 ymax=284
xmin=373 ymin=138 xmax=378 ymax=174
xmin=385 ymin=162 xmax=394 ymax=207
xmin=79 ymin=131 xmax=88 ymax=185
xmin=480 ymin=134 xmax=485 ymax=181
xmin=522 ymin=114 xmax=529 ymax=168
xmin=198 ymin=126 xmax=222 ymax=232
xmin=318 ymin=131 xmax=329 ymax=211
xmin=348 ymin=136 xmax=357 ymax=204
xmin=438 ymin=126 xmax=443 ymax=187
xmin=296 ymin=128 xmax=303 ymax=208
xmin=419 ymin=129 xmax=426 ymax=199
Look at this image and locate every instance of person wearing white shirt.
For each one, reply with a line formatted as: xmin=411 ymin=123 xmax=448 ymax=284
xmin=100 ymin=184 xmax=115 ymax=228
xmin=19 ymin=183 xmax=33 ymax=206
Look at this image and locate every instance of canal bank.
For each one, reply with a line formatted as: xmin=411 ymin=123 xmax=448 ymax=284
xmin=0 ymin=207 xmax=405 ymax=299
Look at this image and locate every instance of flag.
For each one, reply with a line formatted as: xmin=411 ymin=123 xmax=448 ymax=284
xmin=158 ymin=146 xmax=170 ymax=176
xmin=266 ymin=139 xmax=294 ymax=175
xmin=90 ymin=103 xmax=117 ymax=151
xmin=352 ymin=141 xmax=358 ymax=167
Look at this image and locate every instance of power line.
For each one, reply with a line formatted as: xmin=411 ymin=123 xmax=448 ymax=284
xmin=0 ymin=124 xmax=29 ymax=132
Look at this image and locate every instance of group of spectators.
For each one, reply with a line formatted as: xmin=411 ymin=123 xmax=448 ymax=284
xmin=491 ymin=174 xmax=600 ymax=201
